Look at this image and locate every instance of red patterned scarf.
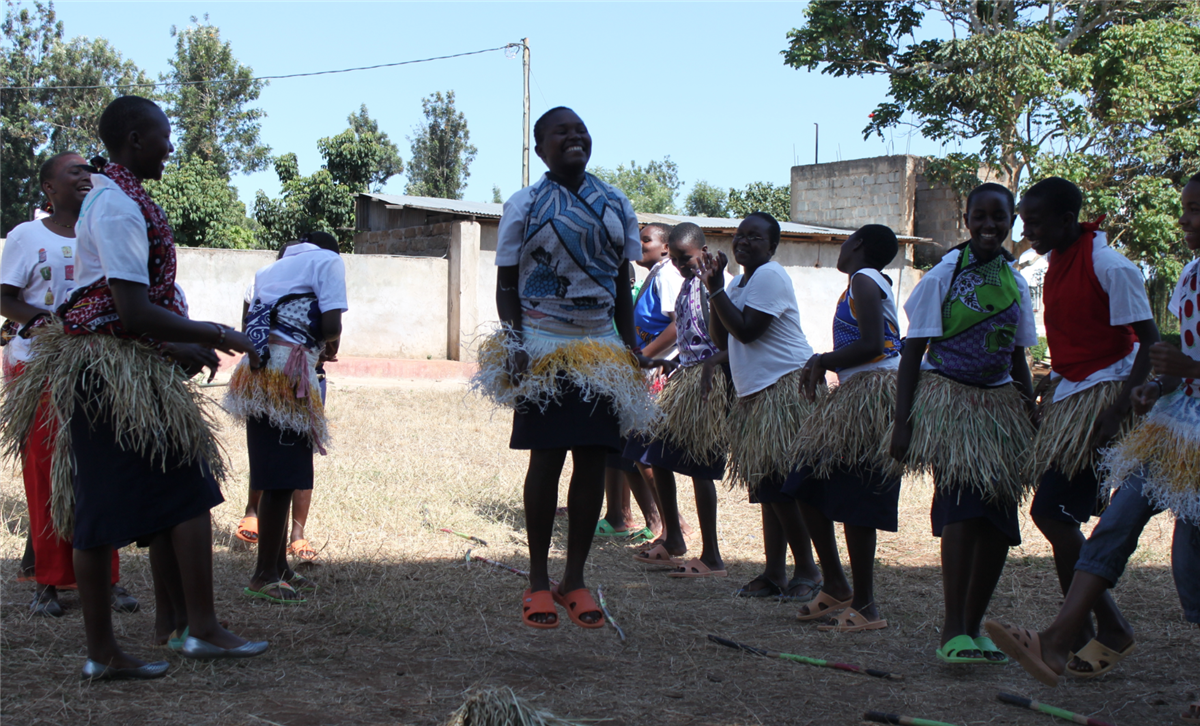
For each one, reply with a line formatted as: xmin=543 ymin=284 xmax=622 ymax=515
xmin=59 ymin=162 xmax=185 ymax=339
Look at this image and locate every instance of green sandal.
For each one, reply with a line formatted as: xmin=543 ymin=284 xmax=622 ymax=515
xmin=167 ymin=626 xmax=189 ymax=652
xmin=243 ymin=580 xmax=305 ymax=605
xmin=974 ymin=635 xmax=1009 ymax=665
xmin=626 ymin=527 xmax=654 ymax=545
xmin=936 ymin=634 xmax=987 ymax=664
xmin=594 ymin=519 xmax=632 ymax=537
xmin=285 ymin=572 xmax=318 ymax=592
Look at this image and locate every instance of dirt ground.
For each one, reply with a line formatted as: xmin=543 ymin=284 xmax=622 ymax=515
xmin=1 ymin=379 xmax=1195 ymax=726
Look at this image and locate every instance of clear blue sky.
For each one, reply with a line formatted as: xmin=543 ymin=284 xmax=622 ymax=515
xmin=52 ymin=1 xmax=965 ymax=210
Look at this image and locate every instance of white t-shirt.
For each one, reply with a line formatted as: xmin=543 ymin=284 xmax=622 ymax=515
xmin=1 ymin=220 xmax=78 ymax=364
xmin=724 ymin=261 xmax=814 ymax=396
xmin=837 ymin=268 xmax=902 ymax=383
xmin=75 ymin=174 xmax=155 ymax=288
xmin=248 ymin=243 xmax=348 ymax=344
xmin=1045 ymin=232 xmax=1154 ymax=402
xmin=635 ymin=258 xmax=684 ymax=358
xmin=904 ymin=248 xmax=1039 ymax=386
xmin=494 ymin=173 xmax=642 ymax=267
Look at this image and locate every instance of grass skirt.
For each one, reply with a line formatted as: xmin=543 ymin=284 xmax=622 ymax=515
xmin=1028 ymin=379 xmax=1135 ymax=481
xmin=1100 ymin=391 xmax=1200 ymax=525
xmin=725 ymin=369 xmax=819 ymax=491
xmin=0 ymin=324 xmax=226 ymax=539
xmin=470 ymin=326 xmax=657 ymax=436
xmin=652 ymin=363 xmax=731 ymax=467
xmin=225 ymin=342 xmax=329 ymax=454
xmin=794 ymin=368 xmax=896 ymax=479
xmin=892 ymin=371 xmax=1035 ymax=505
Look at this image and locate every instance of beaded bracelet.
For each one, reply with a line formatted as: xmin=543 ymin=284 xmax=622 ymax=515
xmin=211 ymin=323 xmax=227 ymax=348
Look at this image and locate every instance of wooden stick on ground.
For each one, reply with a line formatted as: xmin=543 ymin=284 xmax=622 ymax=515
xmin=864 ymin=712 xmax=957 ymax=726
xmin=707 ymin=634 xmax=903 ymax=680
xmin=997 ymin=693 xmax=1116 ymax=726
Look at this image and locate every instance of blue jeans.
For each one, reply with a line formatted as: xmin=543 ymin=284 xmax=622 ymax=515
xmin=1075 ymin=469 xmax=1200 ymax=624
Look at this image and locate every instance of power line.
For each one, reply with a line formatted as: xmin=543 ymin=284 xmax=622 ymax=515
xmin=1 ymin=42 xmax=523 ymax=91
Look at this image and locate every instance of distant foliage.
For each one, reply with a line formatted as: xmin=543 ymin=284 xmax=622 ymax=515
xmin=145 ymin=156 xmax=261 ymax=248
xmin=684 ymin=181 xmax=728 ymax=218
xmin=593 ymin=157 xmax=681 ymax=214
xmin=318 ymin=105 xmax=402 ymax=193
xmin=726 ymin=181 xmax=791 ymax=221
xmin=405 ymin=91 xmax=476 ymax=199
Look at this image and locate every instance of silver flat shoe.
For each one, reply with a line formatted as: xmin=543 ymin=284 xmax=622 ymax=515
xmin=31 ymin=590 xmax=64 ymax=618
xmin=81 ymin=658 xmax=169 ymax=681
xmin=180 ymin=635 xmax=269 ymax=660
xmin=111 ymin=586 xmax=140 ymax=613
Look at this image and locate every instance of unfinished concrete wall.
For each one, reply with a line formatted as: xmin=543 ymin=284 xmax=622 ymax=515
xmin=354 ymin=222 xmax=452 ymax=257
xmin=791 ymin=155 xmax=920 ymax=234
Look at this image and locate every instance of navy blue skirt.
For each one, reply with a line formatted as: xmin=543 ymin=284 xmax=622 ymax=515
xmin=622 ymin=434 xmax=652 ymax=464
xmin=749 ymin=471 xmax=796 ymax=505
xmin=1030 ymin=466 xmax=1101 ymax=525
xmin=644 ymin=438 xmax=725 ymax=480
xmin=71 ymin=381 xmax=223 ymax=550
xmin=785 ymin=465 xmax=901 ymax=532
xmin=930 ymin=481 xmax=1021 ymax=547
xmin=247 ymin=415 xmax=314 ymax=491
xmin=511 ymin=382 xmax=622 ymax=452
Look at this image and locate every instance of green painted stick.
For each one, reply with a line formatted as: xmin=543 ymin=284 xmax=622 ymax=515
xmin=440 ymin=528 xmax=488 ymax=546
xmin=864 ymin=712 xmax=957 ymax=726
xmin=707 ymin=634 xmax=903 ymax=680
xmin=998 ymin=693 xmax=1116 ymax=726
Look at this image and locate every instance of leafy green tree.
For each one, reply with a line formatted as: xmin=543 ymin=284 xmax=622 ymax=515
xmin=491 ymin=185 xmax=503 ymax=204
xmin=726 ymin=181 xmax=791 ymax=221
xmin=1 ymin=0 xmax=152 ymax=234
xmin=405 ymin=90 xmax=477 ymax=199
xmin=161 ymin=15 xmax=269 ymax=176
xmin=318 ymin=104 xmax=402 ymax=192
xmin=144 ymin=156 xmax=260 ymax=248
xmin=256 ymin=107 xmax=403 ymax=252
xmin=783 ymin=1 xmax=1200 ymax=326
xmin=593 ymin=157 xmax=681 ymax=214
xmin=684 ymin=180 xmax=728 ymax=218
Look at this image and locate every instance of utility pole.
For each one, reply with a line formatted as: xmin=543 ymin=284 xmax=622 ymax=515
xmin=522 ymin=38 xmax=530 ymax=188
xmin=814 ymin=123 xmax=819 ymax=165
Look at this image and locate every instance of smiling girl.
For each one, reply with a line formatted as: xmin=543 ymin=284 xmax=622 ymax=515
xmin=889 ymin=182 xmax=1038 ymax=665
xmin=471 ymin=106 xmax=656 ymax=630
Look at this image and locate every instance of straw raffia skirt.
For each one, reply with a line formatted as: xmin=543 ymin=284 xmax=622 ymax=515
xmin=225 ymin=341 xmax=329 ymax=453
xmin=892 ymin=371 xmax=1035 ymax=505
xmin=1027 ymin=379 xmax=1136 ymax=481
xmin=1100 ymin=390 xmax=1200 ymax=525
xmin=470 ymin=326 xmax=657 ymax=436
xmin=651 ymin=363 xmax=731 ymax=467
xmin=726 ymin=369 xmax=821 ymax=491
xmin=794 ymin=368 xmax=896 ymax=479
xmin=0 ymin=323 xmax=226 ymax=539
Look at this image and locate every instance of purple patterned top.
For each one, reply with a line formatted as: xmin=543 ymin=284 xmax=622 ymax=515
xmin=675 ymin=276 xmax=721 ymax=367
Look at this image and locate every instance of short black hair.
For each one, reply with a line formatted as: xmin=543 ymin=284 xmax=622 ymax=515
xmin=966 ymin=182 xmax=1016 ymax=216
xmin=533 ymin=106 xmax=576 ymax=145
xmin=668 ymin=222 xmax=705 ymax=250
xmin=1021 ymin=176 xmax=1083 ymax=218
xmin=302 ymin=231 xmax=340 ymax=254
xmin=1189 ymin=171 xmax=1200 ymax=185
xmin=97 ymin=95 xmax=163 ymax=152
xmin=39 ymin=152 xmax=81 ymax=185
xmin=745 ymin=211 xmax=782 ymax=252
xmin=856 ymin=224 xmax=899 ymax=269
xmin=642 ymin=222 xmax=671 ymax=241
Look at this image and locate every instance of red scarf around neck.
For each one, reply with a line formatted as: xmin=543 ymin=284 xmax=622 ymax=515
xmin=59 ymin=162 xmax=186 ymax=340
xmin=1043 ymin=220 xmax=1136 ymax=382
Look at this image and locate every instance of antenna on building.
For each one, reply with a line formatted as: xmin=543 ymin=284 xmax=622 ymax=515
xmin=813 ymin=123 xmax=819 ymax=165
xmin=522 ymin=38 xmax=530 ymax=188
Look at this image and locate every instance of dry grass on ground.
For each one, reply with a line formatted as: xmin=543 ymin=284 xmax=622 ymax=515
xmin=1 ymin=379 xmax=1196 ymax=726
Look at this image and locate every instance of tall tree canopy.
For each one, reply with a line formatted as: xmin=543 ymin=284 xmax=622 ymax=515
xmin=684 ymin=180 xmax=729 ymax=218
xmin=161 ymin=15 xmax=269 ymax=176
xmin=727 ymin=181 xmax=791 ymax=221
xmin=1 ymin=0 xmax=152 ymax=234
xmin=256 ymin=106 xmax=402 ymax=251
xmin=145 ymin=156 xmax=258 ymax=248
xmin=784 ymin=0 xmax=1200 ymax=324
xmin=593 ymin=157 xmax=682 ymax=214
xmin=405 ymin=90 xmax=476 ymax=199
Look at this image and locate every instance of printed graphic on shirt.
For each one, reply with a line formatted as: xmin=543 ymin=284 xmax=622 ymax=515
xmin=65 ymin=264 xmax=74 ymax=281
xmin=44 ymin=290 xmax=53 ymax=305
xmin=37 ymin=248 xmax=46 ymax=263
xmin=39 ymin=267 xmax=51 ymax=281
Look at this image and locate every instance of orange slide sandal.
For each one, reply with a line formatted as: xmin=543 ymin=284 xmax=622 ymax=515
xmin=552 ymin=587 xmax=606 ymax=629
xmin=235 ymin=516 xmax=258 ymax=543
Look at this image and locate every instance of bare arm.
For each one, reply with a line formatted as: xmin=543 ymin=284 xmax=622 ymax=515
xmin=889 ymin=336 xmax=928 ymax=462
xmin=109 ymin=279 xmax=259 ymax=365
xmin=803 ymin=275 xmax=887 ymax=399
xmin=1010 ymin=346 xmax=1035 ymax=412
xmin=0 ymin=284 xmax=45 ymax=325
xmin=640 ymin=316 xmax=677 ymax=359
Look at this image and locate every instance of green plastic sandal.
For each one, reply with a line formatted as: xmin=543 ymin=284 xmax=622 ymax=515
xmin=594 ymin=519 xmax=632 ymax=537
xmin=974 ymin=635 xmax=1009 ymax=665
xmin=936 ymin=634 xmax=987 ymax=664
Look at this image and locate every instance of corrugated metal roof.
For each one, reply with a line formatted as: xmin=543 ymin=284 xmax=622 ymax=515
xmin=360 ymin=193 xmax=503 ymax=219
xmin=359 ymin=193 xmax=930 ymax=243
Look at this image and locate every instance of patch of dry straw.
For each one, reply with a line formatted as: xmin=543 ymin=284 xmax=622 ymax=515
xmin=445 ymin=687 xmax=583 ymax=726
xmin=894 ymin=371 xmax=1035 ymax=504
xmin=794 ymin=368 xmax=895 ymax=478
xmin=651 ymin=363 xmax=731 ymax=466
xmin=726 ymin=369 xmax=820 ymax=490
xmin=0 ymin=324 xmax=226 ymax=538
xmin=1027 ymin=379 xmax=1135 ymax=481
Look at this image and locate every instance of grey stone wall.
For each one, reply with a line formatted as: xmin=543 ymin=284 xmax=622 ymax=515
xmin=354 ymin=222 xmax=451 ymax=256
xmin=790 ymin=156 xmax=920 ymax=235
